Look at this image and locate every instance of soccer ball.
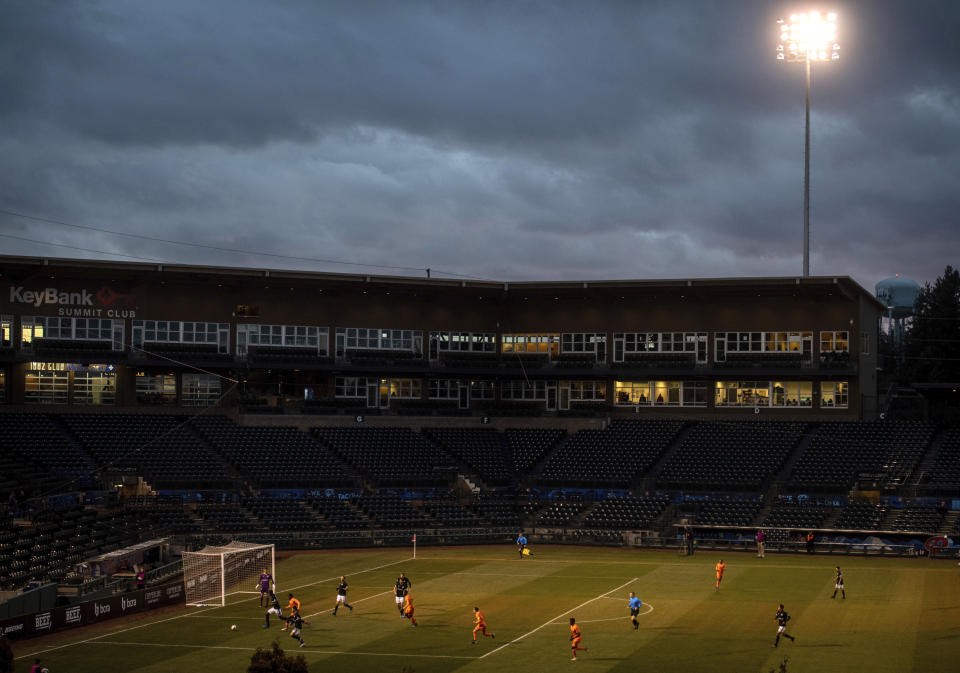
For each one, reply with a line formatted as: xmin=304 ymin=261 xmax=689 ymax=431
xmin=231 ymin=624 xmax=238 ymax=631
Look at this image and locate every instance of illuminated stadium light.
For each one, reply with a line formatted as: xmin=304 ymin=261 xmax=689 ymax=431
xmin=776 ymin=12 xmax=840 ymax=62
xmin=775 ymin=10 xmax=840 ymax=277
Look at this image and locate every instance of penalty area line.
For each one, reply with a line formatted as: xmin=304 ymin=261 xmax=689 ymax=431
xmin=15 ymin=556 xmax=413 ymax=662
xmin=479 ymin=576 xmax=638 ymax=659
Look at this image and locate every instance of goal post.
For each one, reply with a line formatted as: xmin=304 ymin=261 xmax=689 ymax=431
xmin=182 ymin=541 xmax=275 ymax=607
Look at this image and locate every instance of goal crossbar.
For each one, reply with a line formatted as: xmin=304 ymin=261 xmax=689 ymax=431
xmin=182 ymin=541 xmax=275 ymax=607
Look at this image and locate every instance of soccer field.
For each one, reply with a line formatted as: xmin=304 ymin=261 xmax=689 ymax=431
xmin=12 ymin=546 xmax=960 ymax=673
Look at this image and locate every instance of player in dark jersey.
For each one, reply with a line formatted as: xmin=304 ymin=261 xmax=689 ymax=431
xmin=332 ymin=575 xmax=354 ymax=615
xmin=288 ymin=609 xmax=306 ymax=648
xmin=773 ymin=604 xmax=795 ymax=647
xmin=263 ymin=591 xmax=283 ymax=628
xmin=394 ymin=573 xmax=411 ymax=617
xmin=832 ymin=566 xmax=845 ymax=599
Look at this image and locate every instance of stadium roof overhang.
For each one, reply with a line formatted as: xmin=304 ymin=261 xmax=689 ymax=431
xmin=0 ymin=254 xmax=884 ymax=310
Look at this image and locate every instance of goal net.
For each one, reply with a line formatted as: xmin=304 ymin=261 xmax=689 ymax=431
xmin=182 ymin=541 xmax=274 ymax=607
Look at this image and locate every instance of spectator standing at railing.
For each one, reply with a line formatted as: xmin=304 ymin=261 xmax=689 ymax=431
xmin=136 ymin=569 xmax=146 ymax=590
xmin=806 ymin=531 xmax=815 ymax=554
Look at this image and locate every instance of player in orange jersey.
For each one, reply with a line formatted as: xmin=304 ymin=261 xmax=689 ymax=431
xmin=569 ymin=617 xmax=587 ymax=661
xmin=281 ymin=593 xmax=302 ymax=630
xmin=472 ymin=606 xmax=495 ymax=644
xmin=403 ymin=593 xmax=418 ymax=627
xmin=715 ymin=559 xmax=727 ymax=592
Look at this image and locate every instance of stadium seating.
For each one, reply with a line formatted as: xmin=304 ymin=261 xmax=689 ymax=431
xmin=422 ymin=427 xmax=512 ymax=485
xmin=657 ymin=422 xmax=805 ymax=490
xmin=307 ymin=497 xmax=372 ymax=530
xmin=692 ymin=500 xmax=762 ymax=527
xmin=535 ymin=498 xmax=588 ymax=527
xmin=242 ymin=497 xmax=320 ymax=532
xmin=469 ymin=492 xmax=522 ymax=529
xmin=922 ymin=426 xmax=960 ymax=491
xmin=59 ymin=414 xmax=233 ymax=489
xmin=833 ymin=502 xmax=887 ymax=530
xmin=889 ymin=505 xmax=944 ymax=533
xmin=762 ymin=500 xmax=828 ymax=530
xmin=0 ymin=412 xmax=97 ymax=489
xmin=192 ymin=416 xmax=356 ymax=488
xmin=505 ymin=428 xmax=565 ymax=473
xmin=353 ymin=493 xmax=432 ymax=528
xmin=540 ymin=420 xmax=683 ymax=487
xmin=580 ymin=496 xmax=670 ymax=530
xmin=312 ymin=426 xmax=456 ymax=487
xmin=789 ymin=421 xmax=935 ymax=491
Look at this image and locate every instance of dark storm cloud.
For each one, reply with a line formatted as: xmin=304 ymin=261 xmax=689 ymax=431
xmin=0 ymin=0 xmax=958 ymax=290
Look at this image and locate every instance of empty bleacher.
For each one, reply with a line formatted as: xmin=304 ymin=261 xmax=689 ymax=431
xmin=312 ymin=426 xmax=455 ymax=487
xmin=540 ymin=420 xmax=682 ymax=488
xmin=353 ymin=493 xmax=432 ymax=528
xmin=692 ymin=500 xmax=762 ymax=527
xmin=833 ymin=502 xmax=886 ymax=530
xmin=59 ymin=414 xmax=232 ymax=489
xmin=422 ymin=427 xmax=512 ymax=485
xmin=657 ymin=422 xmax=805 ymax=490
xmin=580 ymin=496 xmax=669 ymax=530
xmin=192 ymin=416 xmax=356 ymax=488
xmin=922 ymin=426 xmax=960 ymax=492
xmin=789 ymin=421 xmax=935 ymax=492
xmin=506 ymin=428 xmax=565 ymax=473
xmin=0 ymin=413 xmax=96 ymax=489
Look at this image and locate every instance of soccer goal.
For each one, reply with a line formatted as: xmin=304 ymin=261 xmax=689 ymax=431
xmin=182 ymin=541 xmax=275 ymax=607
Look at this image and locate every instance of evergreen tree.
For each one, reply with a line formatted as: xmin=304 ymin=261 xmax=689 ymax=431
xmin=248 ymin=641 xmax=309 ymax=673
xmin=904 ymin=265 xmax=960 ymax=382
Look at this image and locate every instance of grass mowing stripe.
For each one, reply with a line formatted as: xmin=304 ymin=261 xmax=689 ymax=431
xmin=15 ymin=554 xmax=413 ymax=662
xmin=90 ymin=640 xmax=477 ymax=659
xmin=479 ymin=576 xmax=638 ymax=659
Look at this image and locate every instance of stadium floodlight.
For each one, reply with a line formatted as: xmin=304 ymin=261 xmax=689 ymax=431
xmin=776 ymin=11 xmax=840 ymax=277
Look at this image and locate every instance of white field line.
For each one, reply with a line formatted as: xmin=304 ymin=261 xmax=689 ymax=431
xmin=188 ymin=589 xmax=395 ymax=621
xmin=416 ymin=555 xmax=922 ymax=572
xmin=16 ymin=556 xmax=413 ymax=661
xmin=304 ymin=589 xmax=393 ymax=619
xmin=479 ymin=577 xmax=637 ymax=659
xmin=91 ymin=640 xmax=475 ymax=659
xmin=549 ymin=602 xmax=655 ymax=624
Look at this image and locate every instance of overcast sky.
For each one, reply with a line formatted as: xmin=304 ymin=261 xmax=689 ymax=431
xmin=1 ymin=0 xmax=957 ymax=290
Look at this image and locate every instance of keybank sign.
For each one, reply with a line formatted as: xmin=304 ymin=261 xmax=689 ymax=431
xmin=10 ymin=286 xmax=93 ymax=307
xmin=9 ymin=285 xmax=137 ymax=317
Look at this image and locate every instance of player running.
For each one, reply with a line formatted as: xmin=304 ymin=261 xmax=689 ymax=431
xmin=262 ymin=591 xmax=283 ymax=628
xmin=628 ymin=591 xmax=643 ymax=630
xmin=256 ymin=569 xmax=275 ymax=607
xmin=394 ymin=573 xmax=411 ymax=617
xmin=281 ymin=593 xmax=301 ymax=631
xmin=332 ymin=575 xmax=354 ymax=615
xmin=832 ymin=566 xmax=846 ymax=599
xmin=472 ymin=606 xmax=495 ymax=643
xmin=289 ymin=609 xmax=306 ymax=648
xmin=403 ymin=593 xmax=418 ymax=626
xmin=773 ymin=603 xmax=795 ymax=647
xmin=517 ymin=532 xmax=528 ymax=558
xmin=715 ymin=559 xmax=726 ymax=591
xmin=569 ymin=617 xmax=587 ymax=661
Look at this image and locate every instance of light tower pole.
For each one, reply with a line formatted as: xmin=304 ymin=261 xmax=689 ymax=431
xmin=777 ymin=11 xmax=839 ymax=277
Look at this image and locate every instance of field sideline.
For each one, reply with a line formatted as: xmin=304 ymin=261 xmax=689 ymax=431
xmin=11 ymin=545 xmax=960 ymax=673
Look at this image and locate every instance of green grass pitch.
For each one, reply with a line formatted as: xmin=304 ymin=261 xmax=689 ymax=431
xmin=12 ymin=546 xmax=960 ymax=672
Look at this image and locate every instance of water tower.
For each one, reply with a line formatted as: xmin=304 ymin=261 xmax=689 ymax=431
xmin=875 ymin=275 xmax=920 ymax=351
